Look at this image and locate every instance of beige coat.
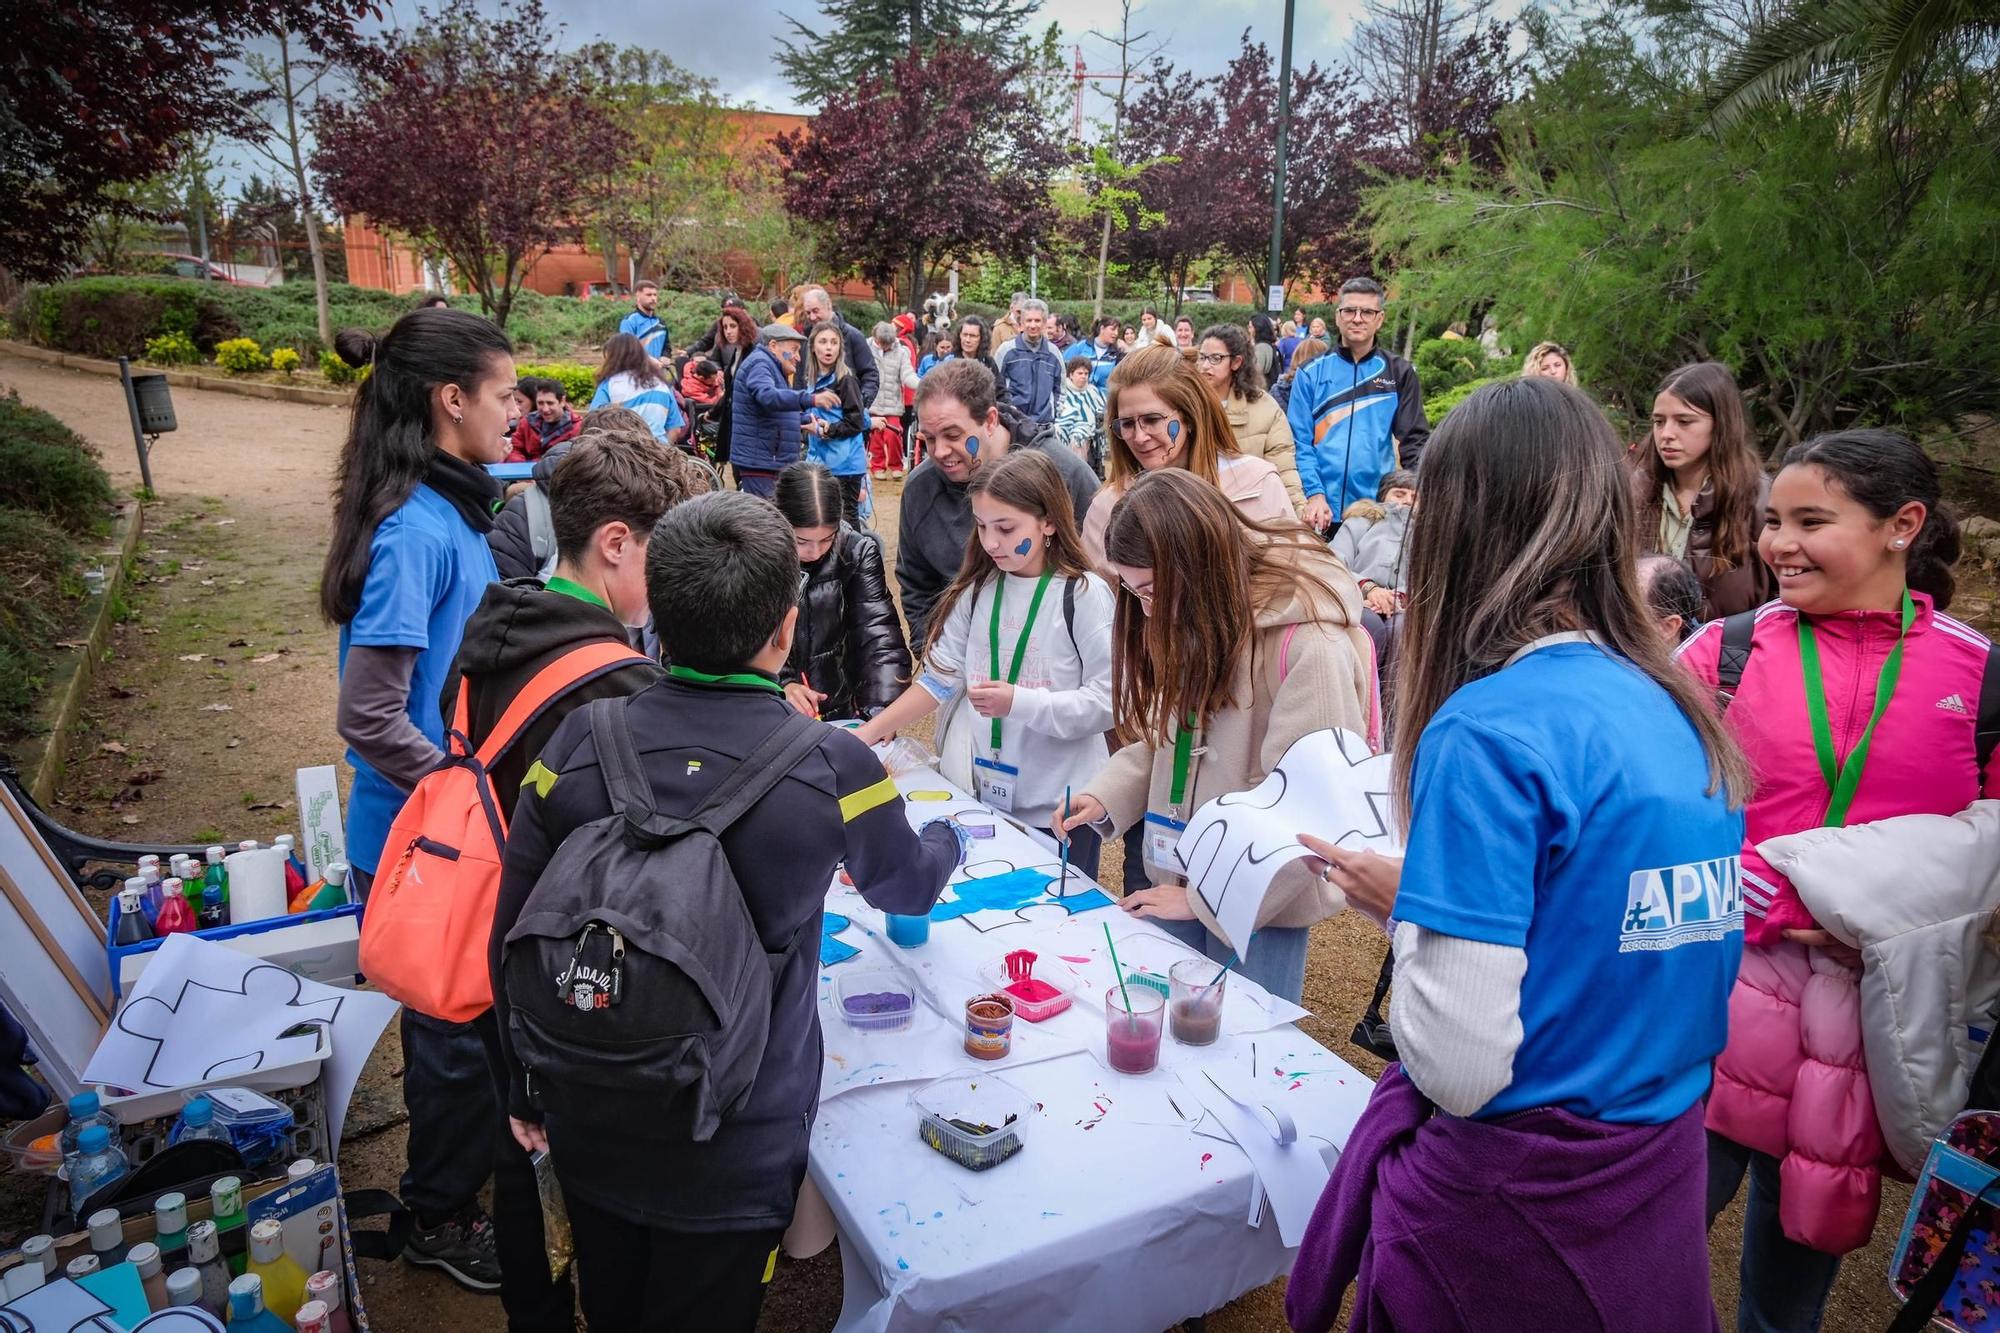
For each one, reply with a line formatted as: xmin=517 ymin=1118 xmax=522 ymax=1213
xmin=1080 ymin=454 xmax=1295 ymax=578
xmin=1080 ymin=574 xmax=1373 ymax=949
xmin=1225 ymin=393 xmax=1304 ymax=512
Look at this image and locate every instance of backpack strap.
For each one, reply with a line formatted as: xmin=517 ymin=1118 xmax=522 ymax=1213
xmin=1714 ymin=609 xmax=1758 ymax=711
xmin=471 ymin=640 xmax=650 ymax=771
xmin=525 ymin=485 xmax=558 ymax=580
xmin=590 ymin=699 xmax=827 ymax=845
xmin=1979 ymin=641 xmax=2000 ymax=775
xmin=1062 ymin=576 xmax=1080 ymax=663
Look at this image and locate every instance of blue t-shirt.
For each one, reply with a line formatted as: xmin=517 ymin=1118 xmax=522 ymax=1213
xmin=588 ymin=374 xmax=685 ymax=443
xmin=1394 ymin=641 xmax=1745 ymax=1124
xmin=618 ymin=309 xmax=668 ymax=359
xmin=336 ymin=484 xmax=498 ymax=873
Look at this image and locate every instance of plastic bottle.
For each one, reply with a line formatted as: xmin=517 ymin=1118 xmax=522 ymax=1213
xmin=245 ymin=1217 xmax=308 ymax=1322
xmin=305 ymin=1269 xmax=353 ymax=1333
xmin=275 ymin=834 xmax=307 ymax=890
xmin=286 ymin=1157 xmax=318 ymax=1182
xmin=20 ymin=1233 xmax=55 ymax=1278
xmin=137 ymin=856 xmax=164 ymax=921
xmin=209 ymin=1176 xmax=248 ymax=1276
xmin=198 ymin=883 xmax=228 ymax=931
xmin=171 ymin=1096 xmax=232 ymax=1147
xmin=69 ymin=1123 xmax=128 ymax=1216
xmin=203 ymin=845 xmax=230 ymax=908
xmin=154 ymin=1192 xmax=189 ymax=1267
xmin=3 ymin=1261 xmax=45 ymax=1298
xmin=237 ymin=839 xmax=260 ymax=853
xmin=165 ymin=1266 xmax=204 ymax=1307
xmin=289 ymin=862 xmax=349 ymax=915
xmin=296 ymin=1300 xmax=333 ymax=1333
xmin=58 ymin=1090 xmax=118 ymax=1167
xmin=185 ymin=1220 xmax=230 ymax=1314
xmin=87 ymin=1207 xmax=129 ymax=1267
xmin=113 ymin=883 xmax=155 ymax=945
xmin=65 ymin=1254 xmax=99 ymax=1280
xmin=129 ymin=1241 xmax=169 ymax=1312
xmin=225 ymin=1274 xmax=294 ymax=1333
xmin=154 ymin=877 xmax=197 ymax=935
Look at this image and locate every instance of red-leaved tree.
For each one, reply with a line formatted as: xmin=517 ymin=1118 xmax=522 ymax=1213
xmin=0 ymin=0 xmax=376 ymax=283
xmin=310 ymin=0 xmax=628 ymax=327
xmin=776 ymin=42 xmax=1064 ymax=309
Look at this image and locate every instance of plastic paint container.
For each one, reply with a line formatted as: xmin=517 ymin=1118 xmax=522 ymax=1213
xmin=963 ymin=993 xmax=1016 ymax=1061
xmin=885 ymin=913 xmax=931 ymax=948
xmin=912 ymin=1073 xmax=1029 ymax=1171
xmin=1105 ymin=986 xmax=1165 ymax=1074
xmin=836 ymin=970 xmax=917 ymax=1035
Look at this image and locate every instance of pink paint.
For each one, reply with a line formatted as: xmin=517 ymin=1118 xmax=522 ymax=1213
xmin=1199 ymin=1153 xmax=1213 ymax=1171
xmin=1059 ymin=955 xmax=1092 ymax=965
xmin=1289 ymin=1081 xmax=1303 ymax=1091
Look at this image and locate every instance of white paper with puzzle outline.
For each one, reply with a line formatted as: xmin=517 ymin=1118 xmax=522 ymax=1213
xmin=83 ymin=932 xmax=397 ymax=1149
xmin=1176 ymin=729 xmax=1400 ymax=954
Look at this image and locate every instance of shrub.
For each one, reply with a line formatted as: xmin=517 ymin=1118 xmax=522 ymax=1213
xmin=1425 ymin=375 xmax=1506 ymax=425
xmin=143 ymin=331 xmax=200 ymax=366
xmin=214 ymin=338 xmax=269 ymax=374
xmin=270 ymin=347 xmax=301 ymax=376
xmin=320 ymin=349 xmax=360 ymax=384
xmin=0 ymin=507 xmax=83 ymax=738
xmin=7 ymin=277 xmax=240 ymax=360
xmin=1414 ymin=336 xmax=1498 ymax=396
xmin=516 ymin=362 xmax=596 ymax=406
xmin=0 ymin=394 xmax=115 ymax=534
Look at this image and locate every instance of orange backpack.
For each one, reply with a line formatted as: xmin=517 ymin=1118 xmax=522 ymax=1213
xmin=360 ymin=640 xmax=648 ymax=1022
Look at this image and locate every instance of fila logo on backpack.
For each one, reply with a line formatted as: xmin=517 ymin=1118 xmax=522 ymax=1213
xmin=359 ymin=641 xmax=647 ymax=1022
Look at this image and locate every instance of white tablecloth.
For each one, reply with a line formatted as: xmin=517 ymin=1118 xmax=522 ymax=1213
xmin=810 ymin=771 xmax=1373 ymax=1332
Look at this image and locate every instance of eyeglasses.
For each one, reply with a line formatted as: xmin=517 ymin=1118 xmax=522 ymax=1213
xmin=1194 ymin=352 xmax=1230 ymax=367
xmin=1111 ymin=412 xmax=1174 ymax=439
xmin=1118 ymin=577 xmax=1155 ymax=603
xmin=1336 ymin=307 xmax=1383 ymax=320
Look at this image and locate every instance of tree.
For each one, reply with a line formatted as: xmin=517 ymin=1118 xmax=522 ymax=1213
xmin=583 ymin=47 xmax=734 ymax=290
xmin=777 ymin=0 xmax=1043 ymax=103
xmin=1705 ymin=0 xmax=2000 ymax=130
xmin=1074 ymin=0 xmax=1168 ymax=318
xmin=0 ymin=0 xmax=373 ymax=283
xmin=310 ymin=0 xmax=629 ymax=328
xmin=1351 ymin=0 xmax=1492 ymax=161
xmin=777 ymin=41 xmax=1064 ymax=309
xmin=239 ymin=25 xmax=353 ymax=346
xmin=1122 ymin=62 xmax=1228 ymax=310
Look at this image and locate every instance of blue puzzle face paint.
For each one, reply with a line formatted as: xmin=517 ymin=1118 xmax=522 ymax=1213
xmin=1014 ymin=538 xmax=1033 ymax=557
xmin=1166 ymin=419 xmax=1181 ymax=442
xmin=965 ymin=434 xmax=981 ymax=457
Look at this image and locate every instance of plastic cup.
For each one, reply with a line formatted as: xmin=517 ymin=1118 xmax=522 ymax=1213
xmin=885 ymin=913 xmax=931 ymax=948
xmin=1168 ymin=959 xmax=1227 ymax=1046
xmin=1104 ymin=986 xmax=1165 ymax=1074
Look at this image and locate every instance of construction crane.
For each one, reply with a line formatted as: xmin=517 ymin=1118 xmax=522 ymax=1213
xmin=1064 ymin=43 xmax=1149 ymax=141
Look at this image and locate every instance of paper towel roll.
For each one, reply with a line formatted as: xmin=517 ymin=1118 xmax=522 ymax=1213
xmin=226 ymin=846 xmax=290 ymax=925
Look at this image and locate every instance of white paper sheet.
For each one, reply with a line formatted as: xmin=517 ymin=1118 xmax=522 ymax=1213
xmin=1190 ymin=1070 xmax=1333 ymax=1247
xmin=82 ymin=933 xmax=397 ymax=1149
xmin=1176 ymin=729 xmax=1401 ymax=955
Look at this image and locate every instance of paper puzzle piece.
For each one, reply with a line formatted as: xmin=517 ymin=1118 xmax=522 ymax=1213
xmin=111 ymin=962 xmax=343 ymax=1090
xmin=74 ymin=1264 xmax=149 ymax=1331
xmin=0 ymin=1274 xmax=125 ymax=1332
xmin=930 ymin=866 xmax=1115 ymax=929
xmin=820 ymin=912 xmax=860 ymax=966
xmin=130 ymin=1313 xmax=227 ymax=1333
xmin=1178 ymin=729 xmax=1397 ymax=954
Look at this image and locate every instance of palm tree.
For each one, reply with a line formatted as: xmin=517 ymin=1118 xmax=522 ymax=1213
xmin=1704 ymin=0 xmax=2000 ymax=131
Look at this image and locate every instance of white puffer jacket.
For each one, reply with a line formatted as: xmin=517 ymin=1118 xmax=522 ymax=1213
xmin=1760 ymin=800 xmax=2000 ymax=1172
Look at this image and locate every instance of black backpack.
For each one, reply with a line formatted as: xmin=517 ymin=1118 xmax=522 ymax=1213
xmin=1711 ymin=609 xmax=2000 ymax=770
xmin=501 ymin=696 xmax=825 ymax=1142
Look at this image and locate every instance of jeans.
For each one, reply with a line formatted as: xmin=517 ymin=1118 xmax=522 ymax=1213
xmin=564 ymin=1192 xmax=782 ymax=1333
xmin=1121 ymin=824 xmax=1149 ymax=893
xmin=1706 ymin=1131 xmax=1842 ymax=1333
xmin=737 ymin=470 xmax=777 ymax=498
xmin=1153 ymin=917 xmax=1310 ymax=1005
xmin=351 ymin=866 xmax=497 ymax=1226
xmin=474 ymin=1011 xmax=577 ymax=1331
xmin=1057 ymin=823 xmax=1102 ymax=886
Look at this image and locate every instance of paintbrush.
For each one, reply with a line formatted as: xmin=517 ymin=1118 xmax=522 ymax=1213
xmin=1055 ymin=786 xmax=1072 ymax=896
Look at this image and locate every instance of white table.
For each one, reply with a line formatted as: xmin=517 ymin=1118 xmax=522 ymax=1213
xmin=809 ymin=771 xmax=1372 ymax=1333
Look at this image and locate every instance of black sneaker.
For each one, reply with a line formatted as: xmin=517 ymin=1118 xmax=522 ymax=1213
xmin=405 ymin=1207 xmax=502 ymax=1292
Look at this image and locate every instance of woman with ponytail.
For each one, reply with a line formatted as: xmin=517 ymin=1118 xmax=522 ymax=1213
xmin=321 ymin=308 xmax=520 ymax=1299
xmin=1679 ymin=429 xmax=1998 ymax=1332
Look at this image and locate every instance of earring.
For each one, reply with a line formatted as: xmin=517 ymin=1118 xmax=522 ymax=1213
xmin=1892 ymin=539 xmax=1907 ymax=549
xmin=452 ymin=413 xmax=464 ymax=425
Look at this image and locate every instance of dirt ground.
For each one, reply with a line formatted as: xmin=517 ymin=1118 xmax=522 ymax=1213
xmin=0 ymin=347 xmax=1943 ymax=1330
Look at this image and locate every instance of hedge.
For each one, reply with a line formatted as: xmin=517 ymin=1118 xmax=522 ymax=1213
xmin=0 ymin=394 xmax=116 ymax=535
xmin=832 ymin=296 xmax=1377 ymax=342
xmin=516 ymin=362 xmax=597 ymax=406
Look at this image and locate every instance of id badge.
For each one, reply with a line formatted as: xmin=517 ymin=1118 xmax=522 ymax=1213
xmin=972 ymin=756 xmax=1020 ymax=813
xmin=1143 ymin=811 xmax=1188 ymax=871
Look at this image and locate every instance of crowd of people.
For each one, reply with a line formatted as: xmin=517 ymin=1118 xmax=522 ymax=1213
xmin=313 ymin=266 xmax=1995 ymax=1332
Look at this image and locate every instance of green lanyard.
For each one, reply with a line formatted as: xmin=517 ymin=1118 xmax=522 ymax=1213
xmin=665 ymin=664 xmax=784 ymax=696
xmin=1798 ymin=587 xmax=1915 ymax=828
xmin=1168 ymin=713 xmax=1198 ymax=816
xmin=987 ymin=572 xmax=1053 ymax=752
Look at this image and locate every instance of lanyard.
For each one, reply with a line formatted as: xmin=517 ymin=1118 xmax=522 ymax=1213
xmin=986 ymin=572 xmax=1053 ymax=752
xmin=1798 ymin=588 xmax=1915 ymax=828
xmin=1168 ymin=713 xmax=1198 ymax=814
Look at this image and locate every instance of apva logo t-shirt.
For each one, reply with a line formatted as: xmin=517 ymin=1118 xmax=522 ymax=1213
xmin=1395 ymin=643 xmax=1745 ymax=1125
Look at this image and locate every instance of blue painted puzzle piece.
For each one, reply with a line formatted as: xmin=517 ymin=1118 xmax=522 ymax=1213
xmin=929 ymin=868 xmax=1115 ymax=922
xmin=821 ymin=912 xmax=860 ymax=966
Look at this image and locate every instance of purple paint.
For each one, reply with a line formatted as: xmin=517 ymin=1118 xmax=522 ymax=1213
xmin=842 ymin=991 xmax=914 ymax=1017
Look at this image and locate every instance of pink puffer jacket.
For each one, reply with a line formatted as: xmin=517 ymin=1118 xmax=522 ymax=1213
xmin=1678 ymin=593 xmax=1998 ymax=1254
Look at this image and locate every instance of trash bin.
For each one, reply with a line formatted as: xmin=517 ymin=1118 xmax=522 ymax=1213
xmin=131 ymin=373 xmax=177 ymax=435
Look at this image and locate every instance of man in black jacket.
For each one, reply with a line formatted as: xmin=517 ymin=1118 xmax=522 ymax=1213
xmin=896 ymin=358 xmax=1099 ymax=645
xmin=491 ymin=493 xmax=960 ymax=1330
xmin=439 ymin=430 xmax=678 ymax=1328
xmin=794 ymin=285 xmax=880 ymax=407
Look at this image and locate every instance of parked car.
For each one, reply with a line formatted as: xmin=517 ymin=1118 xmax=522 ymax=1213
xmin=125 ymin=253 xmax=255 ymax=286
xmin=582 ymin=281 xmax=631 ymax=300
xmin=1177 ymin=286 xmax=1217 ymax=304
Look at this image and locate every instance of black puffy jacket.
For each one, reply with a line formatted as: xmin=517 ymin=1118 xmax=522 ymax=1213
xmin=781 ymin=526 xmax=909 ymax=720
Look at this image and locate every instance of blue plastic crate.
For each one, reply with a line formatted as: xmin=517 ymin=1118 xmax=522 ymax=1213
xmin=107 ymin=894 xmax=364 ymax=1000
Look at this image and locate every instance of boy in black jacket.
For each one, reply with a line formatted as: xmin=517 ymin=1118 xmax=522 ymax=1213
xmin=428 ymin=428 xmax=680 ymax=1326
xmin=491 ymin=492 xmax=962 ymax=1331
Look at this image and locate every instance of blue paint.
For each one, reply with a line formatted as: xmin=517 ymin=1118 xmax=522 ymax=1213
xmin=896 ymin=1257 xmax=910 ymax=1271
xmin=821 ymin=912 xmax=859 ymax=965
xmin=927 ymin=868 xmax=1115 ymax=922
xmin=965 ymin=434 xmax=980 ymax=457
xmin=933 ymin=1210 xmax=943 ymax=1219
xmin=1014 ymin=538 xmax=1033 ymax=556
xmin=1166 ymin=420 xmax=1181 ymax=442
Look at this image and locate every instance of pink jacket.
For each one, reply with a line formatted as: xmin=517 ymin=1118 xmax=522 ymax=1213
xmin=1677 ymin=593 xmax=1997 ymax=1254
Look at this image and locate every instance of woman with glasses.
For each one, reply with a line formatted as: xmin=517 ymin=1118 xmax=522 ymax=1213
xmin=1054 ymin=468 xmax=1374 ymax=1002
xmin=1196 ymin=324 xmax=1305 ymax=514
xmin=1079 ymin=345 xmax=1297 ymax=574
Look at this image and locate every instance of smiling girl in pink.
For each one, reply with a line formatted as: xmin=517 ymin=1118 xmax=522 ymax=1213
xmin=1677 ymin=429 xmax=1997 ymax=1332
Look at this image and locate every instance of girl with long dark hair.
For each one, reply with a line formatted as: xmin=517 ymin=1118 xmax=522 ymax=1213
xmin=589 ymin=332 xmax=685 ymax=447
xmin=688 ymin=303 xmax=761 ymax=470
xmin=773 ymin=461 xmax=910 ymax=722
xmin=1196 ymin=323 xmax=1304 ymax=513
xmin=1285 ymin=377 xmax=1751 ymax=1332
xmin=802 ymin=320 xmax=868 ymax=524
xmin=321 ymin=306 xmax=523 ymax=1302
xmin=1056 ymin=469 xmax=1373 ymax=1001
xmin=952 ymin=314 xmax=998 ymax=378
xmin=857 ymin=450 xmax=1115 ymax=876
xmin=1634 ymin=360 xmax=1773 ymax=617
